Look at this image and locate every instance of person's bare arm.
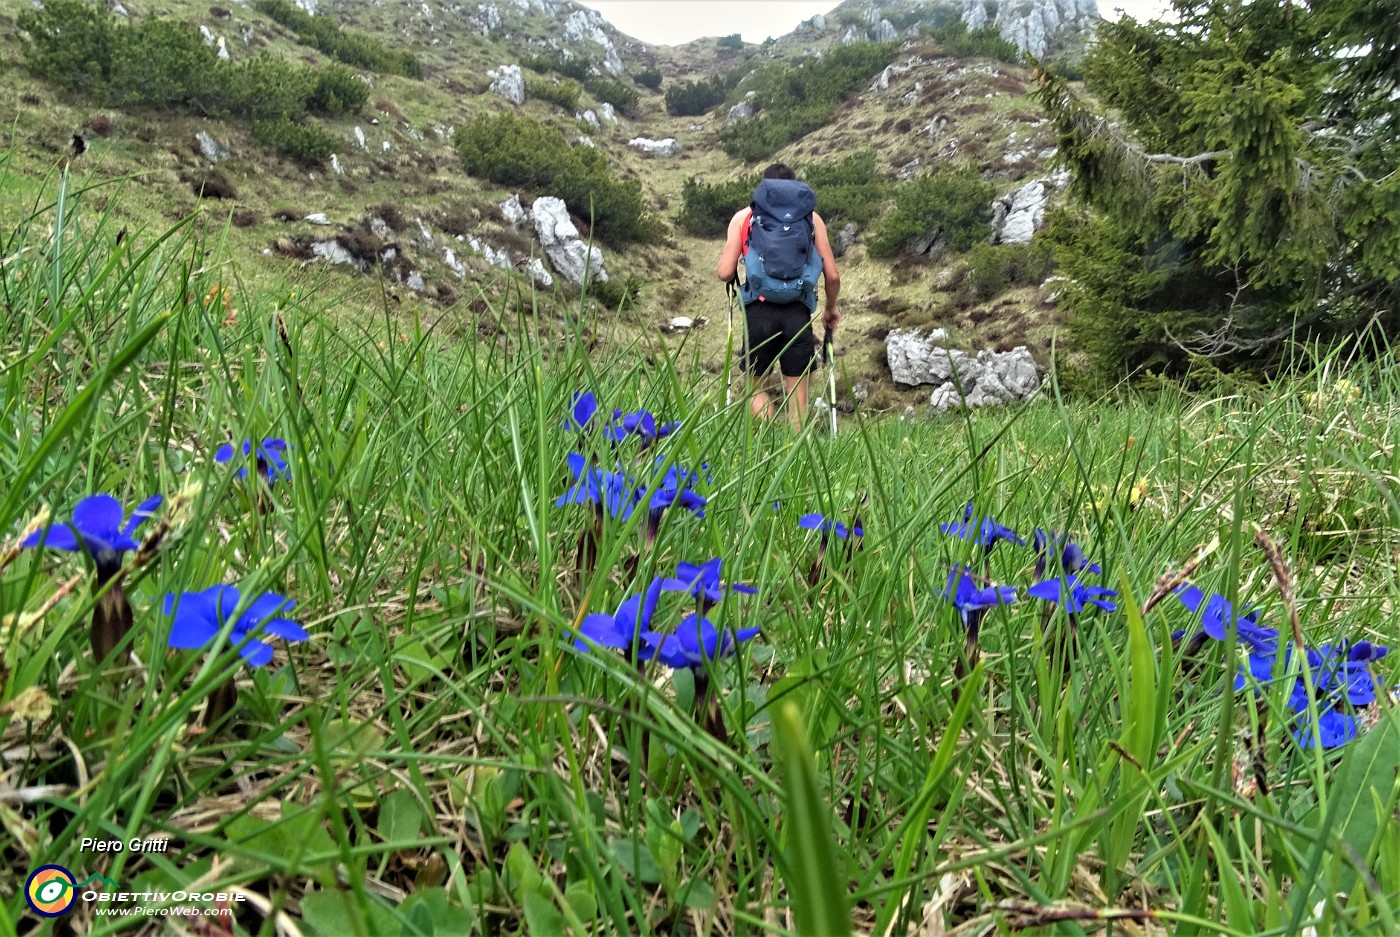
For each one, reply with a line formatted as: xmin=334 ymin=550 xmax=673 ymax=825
xmin=716 ymin=210 xmax=748 ymax=283
xmin=813 ymin=213 xmax=841 ymax=330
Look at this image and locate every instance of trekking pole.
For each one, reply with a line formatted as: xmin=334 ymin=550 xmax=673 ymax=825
xmin=725 ymin=280 xmax=739 ymax=408
xmin=824 ymin=327 xmax=838 ymax=436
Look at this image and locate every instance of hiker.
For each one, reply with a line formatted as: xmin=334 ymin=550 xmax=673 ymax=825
xmin=716 ymin=163 xmax=840 ymax=430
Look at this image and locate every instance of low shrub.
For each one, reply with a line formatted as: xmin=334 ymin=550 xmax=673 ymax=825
xmin=253 ymin=119 xmax=338 ymax=166
xmin=961 ymin=241 xmax=1055 ymax=300
xmin=526 ymin=77 xmax=581 ymax=112
xmin=868 ymin=166 xmax=993 ymax=258
xmin=718 ymin=43 xmax=897 ymax=162
xmin=664 ymin=74 xmax=733 ymax=117
xmin=677 ymin=174 xmax=757 ymax=238
xmin=635 ymin=69 xmax=662 ymax=90
xmin=921 ymin=19 xmax=1022 ymax=64
xmin=802 ymin=151 xmax=888 ymax=227
xmin=456 ymin=112 xmax=655 ymax=248
xmin=307 ymin=64 xmax=370 ymax=116
xmin=253 ymin=0 xmax=420 ymax=77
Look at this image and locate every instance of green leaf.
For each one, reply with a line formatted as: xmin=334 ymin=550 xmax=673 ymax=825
xmin=679 ymin=878 xmax=717 ymax=910
xmin=771 ymin=701 xmax=851 ymax=937
xmin=521 ymin=890 xmax=566 ymax=936
xmin=379 ymin=788 xmax=427 ymax=844
xmin=607 ymin=837 xmax=664 ymax=885
xmin=399 ymin=888 xmax=475 ymax=936
xmin=1308 ymin=708 xmax=1400 ymax=893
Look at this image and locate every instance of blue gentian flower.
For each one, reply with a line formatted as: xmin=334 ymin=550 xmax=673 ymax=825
xmin=643 ymin=613 xmax=761 ymax=670
xmin=556 ymin=452 xmax=638 ymax=520
xmin=798 ymin=512 xmax=862 ymax=539
xmin=564 ymin=390 xmax=599 ymax=432
xmin=22 ymin=493 xmax=163 ymax=569
xmin=164 ymin=585 xmax=308 ymax=667
xmin=638 ymin=459 xmax=707 ymax=520
xmin=216 ymin=438 xmax=290 ymax=483
xmin=663 ymin=557 xmax=758 ymax=609
xmin=942 ymin=503 xmax=1024 ymax=551
xmin=1026 ymin=575 xmax=1118 ymax=614
xmin=1032 ymin=529 xmax=1100 ymax=579
xmin=1173 ymin=584 xmax=1261 ymax=641
xmin=570 ymin=577 xmax=666 ymax=653
xmin=1295 ymin=707 xmax=1359 ymax=749
xmin=942 ymin=567 xmax=1016 ymax=623
xmin=604 ymin=409 xmax=681 ymax=446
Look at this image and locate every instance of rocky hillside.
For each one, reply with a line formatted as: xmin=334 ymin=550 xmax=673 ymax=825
xmin=0 ymin=0 xmax=1095 ymax=412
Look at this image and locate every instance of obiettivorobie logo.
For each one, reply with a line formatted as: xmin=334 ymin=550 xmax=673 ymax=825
xmin=24 ymin=865 xmax=119 ymax=918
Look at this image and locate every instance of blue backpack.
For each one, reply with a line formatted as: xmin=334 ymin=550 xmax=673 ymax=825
xmin=740 ymin=179 xmax=824 ymax=311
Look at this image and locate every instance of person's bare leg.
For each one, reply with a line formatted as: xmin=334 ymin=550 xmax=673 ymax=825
xmin=784 ymin=375 xmax=809 ymax=431
xmin=749 ymin=372 xmax=776 ymax=419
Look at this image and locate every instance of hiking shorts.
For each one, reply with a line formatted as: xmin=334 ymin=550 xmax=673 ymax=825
xmin=741 ymin=300 xmax=817 ymax=378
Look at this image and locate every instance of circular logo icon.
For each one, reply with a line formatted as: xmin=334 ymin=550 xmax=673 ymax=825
xmin=26 ymin=865 xmax=78 ymax=917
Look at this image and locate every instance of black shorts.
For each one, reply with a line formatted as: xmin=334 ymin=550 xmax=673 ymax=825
xmin=741 ymin=300 xmax=817 ymax=378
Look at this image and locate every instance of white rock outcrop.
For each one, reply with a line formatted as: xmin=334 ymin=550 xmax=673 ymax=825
xmin=195 ymin=131 xmax=231 ymax=162
xmin=499 ymin=194 xmax=529 ymax=228
xmin=304 ymin=212 xmax=331 ymax=226
xmin=627 ymin=137 xmax=680 ymax=158
xmin=961 ymin=0 xmax=1099 ymax=58
xmin=927 ymin=348 xmax=1041 ymax=411
xmin=886 ymin=330 xmax=1041 ymax=410
xmin=599 ymin=103 xmax=617 ymax=123
xmin=532 ymin=196 xmax=606 ymax=286
xmin=488 ymin=64 xmax=525 ymax=105
xmin=727 ymin=100 xmax=752 ymax=125
xmin=874 ymin=18 xmax=898 ymax=42
xmin=989 ymin=171 xmax=1070 ymax=245
xmin=528 ymin=258 xmax=554 ymax=287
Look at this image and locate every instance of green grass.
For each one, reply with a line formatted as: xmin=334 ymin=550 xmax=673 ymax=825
xmin=2 ymin=171 xmax=1399 ymax=936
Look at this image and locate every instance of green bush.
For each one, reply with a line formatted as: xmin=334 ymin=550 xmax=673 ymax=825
xmin=456 ymin=112 xmax=655 ymax=247
xmin=717 ymin=34 xmax=744 ymax=52
xmin=519 ymin=53 xmax=639 ymax=116
xmin=962 ymin=241 xmax=1055 ymax=300
xmin=635 ymin=69 xmax=662 ymax=90
xmin=526 ymin=77 xmax=581 ymax=112
xmin=17 ymin=0 xmax=115 ymax=93
xmin=107 ymin=18 xmax=220 ymax=111
xmin=802 ymin=152 xmax=888 ymax=227
xmin=253 ymin=0 xmax=420 ymax=77
xmin=677 ymin=174 xmax=757 ymax=238
xmin=585 ymin=76 xmax=639 ymax=117
xmin=920 ymin=19 xmax=1021 ymax=64
xmin=664 ymin=74 xmax=734 ymax=117
xmin=719 ymin=43 xmax=897 ymax=162
xmin=252 ymin=118 xmax=338 ymax=166
xmin=867 ymin=166 xmax=994 ymax=258
xmin=219 ymin=54 xmax=314 ymax=121
xmin=307 ymin=63 xmax=369 ymax=116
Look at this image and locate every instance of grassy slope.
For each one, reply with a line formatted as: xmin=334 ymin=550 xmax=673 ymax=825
xmin=0 ymin=0 xmax=1071 ymax=412
xmin=1 ymin=165 xmax=1399 ymax=936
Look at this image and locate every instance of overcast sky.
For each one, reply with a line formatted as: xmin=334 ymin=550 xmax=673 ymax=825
xmin=578 ymin=0 xmax=1174 ymax=46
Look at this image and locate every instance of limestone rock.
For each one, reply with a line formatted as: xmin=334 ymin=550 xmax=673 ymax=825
xmin=531 ymin=196 xmax=607 ymax=286
xmin=528 ymin=258 xmax=553 ymax=287
xmin=500 ymin=194 xmax=529 ymax=228
xmin=842 ymin=25 xmax=860 ymax=44
xmin=353 ymin=126 xmax=366 ymax=149
xmin=216 ymin=36 xmax=229 ymax=60
xmin=304 ymin=212 xmax=330 ymax=226
xmin=467 ymin=235 xmax=512 ymax=270
xmin=579 ymin=109 xmax=600 ymax=129
xmin=727 ymin=100 xmax=752 ymax=126
xmin=832 ymin=223 xmax=858 ymax=258
xmin=990 ymin=171 xmax=1069 ymax=245
xmin=200 ymin=24 xmax=216 ymax=45
xmin=312 ymin=240 xmax=357 ymax=267
xmin=928 ymin=348 xmax=1041 ymax=411
xmin=407 ymin=271 xmax=426 ymax=292
xmin=874 ymin=18 xmax=898 ymax=42
xmin=962 ymin=0 xmax=1099 ymax=58
xmin=599 ymin=103 xmax=617 ymax=123
xmin=488 ymin=64 xmax=525 ymax=105
xmin=195 ymin=131 xmax=231 ymax=162
xmin=330 ymin=154 xmax=343 ymax=175
xmin=628 ymin=137 xmax=680 ymax=158
xmin=444 ymin=247 xmax=466 ymax=278
xmin=885 ymin=329 xmax=959 ymax=386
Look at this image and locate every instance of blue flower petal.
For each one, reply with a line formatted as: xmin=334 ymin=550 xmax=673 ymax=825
xmin=121 ymin=494 xmax=164 ymax=538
